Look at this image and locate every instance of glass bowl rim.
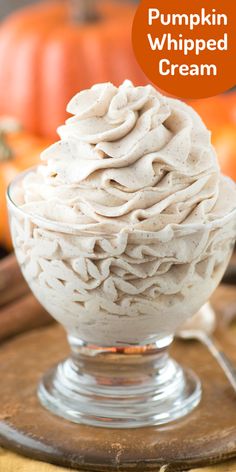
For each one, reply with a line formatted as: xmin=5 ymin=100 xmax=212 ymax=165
xmin=7 ymin=165 xmax=236 ymax=237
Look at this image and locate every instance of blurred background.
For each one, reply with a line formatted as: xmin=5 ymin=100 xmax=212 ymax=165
xmin=0 ymin=0 xmax=136 ymax=19
xmin=0 ymin=0 xmax=235 ymax=256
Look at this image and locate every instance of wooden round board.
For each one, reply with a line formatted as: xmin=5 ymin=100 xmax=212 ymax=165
xmin=0 ymin=321 xmax=236 ymax=471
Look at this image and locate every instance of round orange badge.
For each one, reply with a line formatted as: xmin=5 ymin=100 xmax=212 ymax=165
xmin=132 ymin=0 xmax=236 ymax=99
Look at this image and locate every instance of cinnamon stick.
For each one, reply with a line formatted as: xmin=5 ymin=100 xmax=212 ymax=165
xmin=223 ymin=250 xmax=236 ymax=284
xmin=0 ymin=293 xmax=54 ymax=343
xmin=0 ymin=254 xmax=29 ymax=308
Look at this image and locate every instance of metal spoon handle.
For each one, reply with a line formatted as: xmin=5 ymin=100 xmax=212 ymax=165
xmin=201 ymin=334 xmax=236 ymax=392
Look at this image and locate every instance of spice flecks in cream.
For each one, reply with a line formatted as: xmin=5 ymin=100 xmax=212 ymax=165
xmin=10 ymin=81 xmax=236 ymax=346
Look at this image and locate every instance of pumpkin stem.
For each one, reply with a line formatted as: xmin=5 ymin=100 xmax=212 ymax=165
xmin=0 ymin=131 xmax=13 ymax=162
xmin=70 ymin=0 xmax=99 ymax=23
xmin=0 ymin=118 xmax=21 ymax=162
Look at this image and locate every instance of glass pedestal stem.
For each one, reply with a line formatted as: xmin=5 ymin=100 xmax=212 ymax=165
xmin=38 ymin=334 xmax=201 ymax=428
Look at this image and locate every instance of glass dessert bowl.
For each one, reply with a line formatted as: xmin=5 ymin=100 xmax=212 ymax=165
xmin=7 ymin=169 xmax=235 ymax=428
xmin=7 ymin=81 xmax=236 ymax=428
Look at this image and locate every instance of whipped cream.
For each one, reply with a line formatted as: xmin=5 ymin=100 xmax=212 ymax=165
xmin=10 ymin=81 xmax=236 ymax=346
xmin=19 ymin=80 xmax=235 ymax=230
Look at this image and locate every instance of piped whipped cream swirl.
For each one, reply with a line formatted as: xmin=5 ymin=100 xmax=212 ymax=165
xmin=20 ymin=80 xmax=235 ymax=232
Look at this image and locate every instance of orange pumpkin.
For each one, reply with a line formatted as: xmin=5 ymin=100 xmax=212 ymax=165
xmin=188 ymin=92 xmax=236 ymax=181
xmin=0 ymin=120 xmax=50 ymax=250
xmin=188 ymin=94 xmax=233 ymax=129
xmin=212 ymin=125 xmax=236 ymax=181
xmin=0 ymin=0 xmax=146 ymax=139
